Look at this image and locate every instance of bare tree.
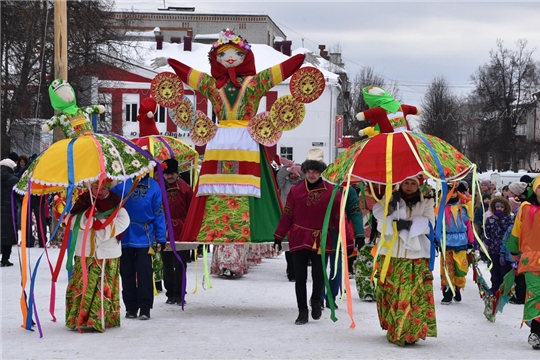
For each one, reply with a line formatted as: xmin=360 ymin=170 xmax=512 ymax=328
xmin=1 ymin=0 xmax=143 ymax=157
xmin=470 ymin=39 xmax=540 ymax=170
xmin=418 ymin=76 xmax=462 ymax=147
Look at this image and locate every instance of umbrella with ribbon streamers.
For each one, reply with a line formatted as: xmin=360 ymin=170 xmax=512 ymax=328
xmin=324 ymin=131 xmax=474 ymax=186
xmin=131 ymin=135 xmax=198 ymax=174
xmin=13 ymin=132 xmax=155 ymax=336
xmin=15 ymin=133 xmax=155 ymax=195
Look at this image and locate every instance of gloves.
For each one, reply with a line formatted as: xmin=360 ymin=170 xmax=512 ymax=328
xmin=395 ymin=219 xmax=412 ymax=231
xmin=466 ymin=243 xmax=474 ymax=254
xmin=304 ymin=52 xmax=321 ymax=67
xmin=389 ymin=190 xmax=401 ymax=209
xmin=493 ymin=210 xmax=505 ymax=219
xmin=150 ymin=57 xmax=168 ymax=69
xmin=499 ymin=254 xmax=506 ymax=266
xmin=355 ymin=236 xmax=365 ymax=249
xmin=274 ymin=239 xmax=282 ymax=252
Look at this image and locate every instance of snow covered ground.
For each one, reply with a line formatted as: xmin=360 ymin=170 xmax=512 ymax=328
xmin=1 ymin=247 xmax=536 ymax=359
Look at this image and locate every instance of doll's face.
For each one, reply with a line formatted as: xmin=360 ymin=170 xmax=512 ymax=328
xmin=216 ymin=48 xmax=246 ymax=68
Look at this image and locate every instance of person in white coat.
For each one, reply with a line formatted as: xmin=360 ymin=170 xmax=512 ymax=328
xmin=64 ymin=180 xmax=130 ymax=332
xmin=372 ymin=176 xmax=437 ymax=346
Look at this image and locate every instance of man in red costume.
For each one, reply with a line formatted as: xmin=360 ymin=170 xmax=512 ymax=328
xmin=274 ymin=149 xmax=352 ymax=325
xmin=160 ymin=158 xmax=193 ymax=305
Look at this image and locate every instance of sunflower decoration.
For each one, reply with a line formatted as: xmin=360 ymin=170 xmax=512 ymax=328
xmin=289 ymin=67 xmax=325 ymax=103
xmin=168 ymin=96 xmax=195 ymax=131
xmin=189 ymin=110 xmax=218 ymax=146
xmin=247 ymin=111 xmax=283 ymax=146
xmin=150 ymin=72 xmax=184 ymax=108
xmin=270 ymin=95 xmax=306 ymax=131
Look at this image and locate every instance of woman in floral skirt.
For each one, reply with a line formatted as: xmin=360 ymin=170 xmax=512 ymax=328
xmin=372 ymin=176 xmax=437 ymax=346
xmin=65 ymin=181 xmax=130 ymax=332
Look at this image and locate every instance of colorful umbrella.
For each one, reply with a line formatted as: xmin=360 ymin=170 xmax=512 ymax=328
xmin=323 ymin=131 xmax=473 ymax=185
xmin=131 ymin=135 xmax=199 ymax=173
xmin=15 ymin=133 xmax=155 ymax=195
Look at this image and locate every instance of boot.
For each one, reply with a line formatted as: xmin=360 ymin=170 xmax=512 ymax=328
xmin=310 ymin=299 xmax=323 ymax=320
xmin=139 ymin=308 xmax=151 ymax=320
xmin=528 ymin=333 xmax=540 ymax=350
xmin=125 ymin=309 xmax=138 ymax=319
xmin=295 ymin=309 xmax=309 ymax=325
xmin=453 ymin=288 xmax=461 ymax=303
xmin=441 ymin=288 xmax=453 ymax=305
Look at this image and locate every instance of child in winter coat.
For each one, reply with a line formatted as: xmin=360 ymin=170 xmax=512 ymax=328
xmin=484 ymin=196 xmax=513 ymax=293
xmin=440 ymin=184 xmax=474 ymax=305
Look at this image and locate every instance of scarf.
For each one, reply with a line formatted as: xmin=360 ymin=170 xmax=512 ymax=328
xmin=362 ymin=86 xmax=401 ymax=113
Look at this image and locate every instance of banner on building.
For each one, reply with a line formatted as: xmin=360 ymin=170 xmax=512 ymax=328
xmin=335 ymin=115 xmax=343 ymax=147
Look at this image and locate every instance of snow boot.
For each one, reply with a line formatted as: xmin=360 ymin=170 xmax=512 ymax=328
xmin=310 ymin=299 xmax=323 ymax=320
xmin=295 ymin=309 xmax=309 ymax=325
xmin=453 ymin=289 xmax=462 ymax=303
xmin=441 ymin=288 xmax=453 ymax=305
xmin=139 ymin=308 xmax=151 ymax=320
xmin=528 ymin=333 xmax=540 ymax=350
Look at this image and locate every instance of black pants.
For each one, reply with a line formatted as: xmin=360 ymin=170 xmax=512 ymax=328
xmin=162 ymin=250 xmax=189 ymax=299
xmin=514 ymin=273 xmax=526 ymax=303
xmin=292 ymin=249 xmax=323 ymax=310
xmin=120 ymin=247 xmax=154 ymax=311
xmin=25 ymin=196 xmax=47 ymax=248
xmin=489 ymin=256 xmax=512 ymax=293
xmin=1 ymin=245 xmax=12 ymax=262
xmin=285 ymin=251 xmax=295 ymax=280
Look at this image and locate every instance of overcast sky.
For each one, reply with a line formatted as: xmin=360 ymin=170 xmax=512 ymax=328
xmin=113 ymin=0 xmax=540 ymax=105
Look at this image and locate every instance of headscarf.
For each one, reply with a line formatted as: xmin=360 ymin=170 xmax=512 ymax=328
xmin=362 ymin=86 xmax=401 ymax=113
xmin=209 ymin=42 xmax=256 ymax=89
xmin=48 ymin=80 xmax=79 ymax=115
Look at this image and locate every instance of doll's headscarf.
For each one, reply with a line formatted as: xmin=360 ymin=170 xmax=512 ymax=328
xmin=362 ymin=86 xmax=401 ymax=113
xmin=209 ymin=43 xmax=256 ymax=89
xmin=48 ymin=80 xmax=79 ymax=115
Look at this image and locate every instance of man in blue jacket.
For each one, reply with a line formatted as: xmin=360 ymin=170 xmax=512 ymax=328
xmin=112 ymin=174 xmax=166 ymax=320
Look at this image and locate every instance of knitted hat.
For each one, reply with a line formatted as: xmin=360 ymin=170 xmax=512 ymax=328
xmin=7 ymin=152 xmax=19 ymax=162
xmin=480 ymin=179 xmax=491 ymax=187
xmin=508 ymin=182 xmax=527 ymax=196
xmin=457 ymin=180 xmax=468 ymax=193
xmin=520 ymin=175 xmax=533 ymax=184
xmin=137 ymin=97 xmax=159 ymax=136
xmin=162 ymin=158 xmax=179 ymax=174
xmin=404 ymin=176 xmax=421 ymax=186
xmin=0 ymin=158 xmax=16 ymax=169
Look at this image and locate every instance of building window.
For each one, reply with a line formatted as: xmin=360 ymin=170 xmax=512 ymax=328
xmin=280 ymin=147 xmax=293 ymax=160
xmin=125 ymin=103 xmax=138 ymax=122
xmin=156 ymin=105 xmax=166 ymax=123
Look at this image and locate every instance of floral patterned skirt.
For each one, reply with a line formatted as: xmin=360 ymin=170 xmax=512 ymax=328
xmin=375 ymin=256 xmax=437 ymax=346
xmin=65 ymin=256 xmax=121 ymax=332
xmin=210 ymin=244 xmax=249 ymax=277
xmin=355 ymin=244 xmax=376 ymax=300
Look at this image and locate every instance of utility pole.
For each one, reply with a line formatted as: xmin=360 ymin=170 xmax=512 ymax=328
xmin=54 ymin=0 xmax=68 ymax=143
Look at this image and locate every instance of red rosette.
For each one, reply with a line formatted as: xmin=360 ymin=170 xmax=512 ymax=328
xmin=189 ymin=111 xmax=217 ymax=146
xmin=270 ymin=95 xmax=305 ymax=131
xmin=247 ymin=112 xmax=283 ymax=146
xmin=289 ymin=67 xmax=325 ymax=103
xmin=150 ymin=72 xmax=184 ymax=108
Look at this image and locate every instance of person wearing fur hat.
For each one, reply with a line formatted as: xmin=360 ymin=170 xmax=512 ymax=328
xmin=1 ymin=158 xmax=19 ymax=267
xmin=372 ymin=176 xmax=437 ymax=345
xmin=159 ymin=158 xmax=193 ymax=305
xmin=64 ymin=181 xmax=130 ymax=332
xmin=506 ymin=175 xmax=540 ymax=349
xmin=274 ymin=148 xmax=352 ymax=325
xmin=484 ymin=196 xmax=513 ymax=293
